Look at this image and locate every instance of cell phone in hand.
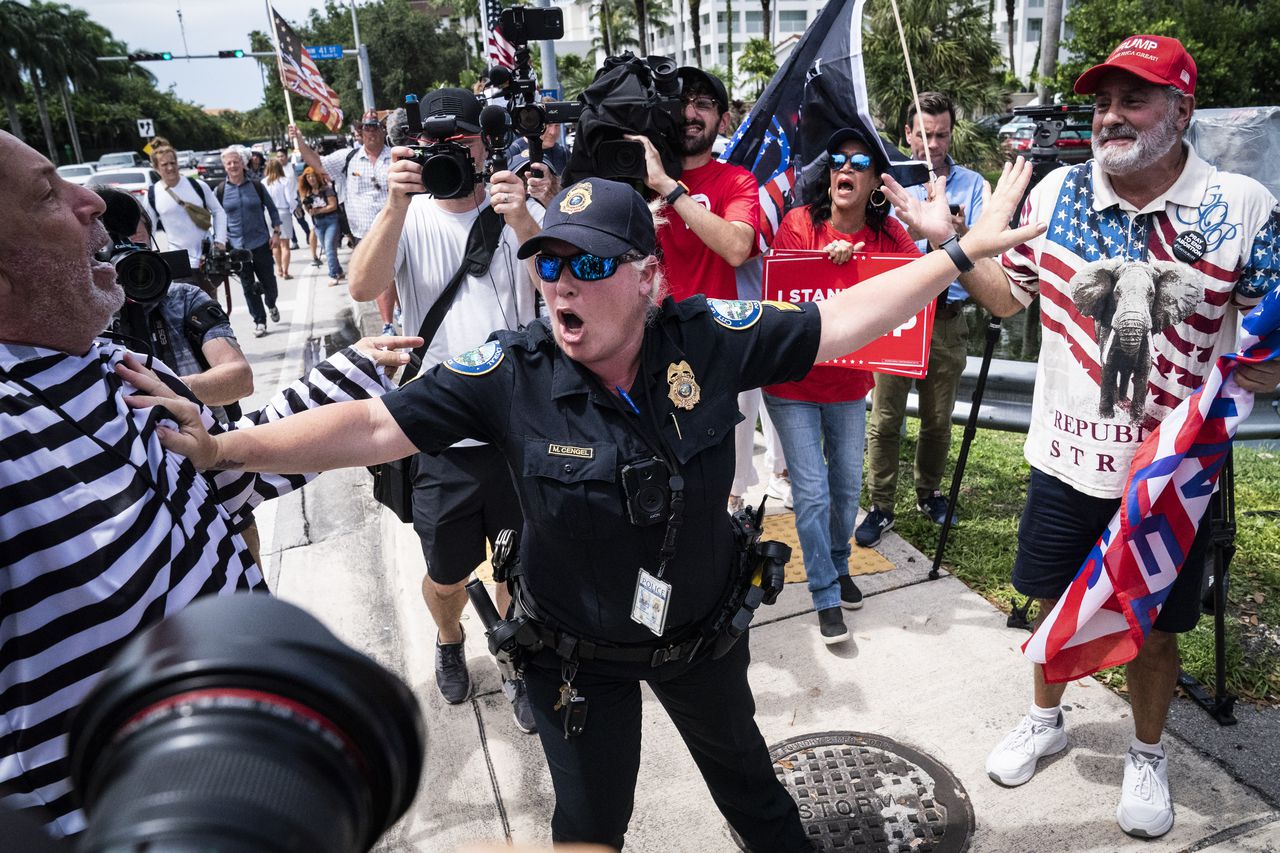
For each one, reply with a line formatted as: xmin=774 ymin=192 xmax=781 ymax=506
xmin=949 ymin=204 xmax=962 ymax=216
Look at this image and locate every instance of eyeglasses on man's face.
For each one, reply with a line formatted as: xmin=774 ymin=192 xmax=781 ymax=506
xmin=829 ymin=152 xmax=873 ymax=172
xmin=682 ymin=96 xmax=719 ymax=112
xmin=534 ymin=251 xmax=644 ymax=283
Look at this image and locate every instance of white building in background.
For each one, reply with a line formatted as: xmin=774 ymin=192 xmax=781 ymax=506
xmin=992 ymin=0 xmax=1073 ymax=82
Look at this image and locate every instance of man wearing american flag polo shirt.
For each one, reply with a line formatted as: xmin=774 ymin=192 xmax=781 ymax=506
xmin=904 ymin=35 xmax=1280 ymax=838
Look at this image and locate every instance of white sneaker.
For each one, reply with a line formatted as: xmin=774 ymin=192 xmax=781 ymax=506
xmin=765 ymin=474 xmax=793 ymax=509
xmin=1116 ymin=749 xmax=1174 ymax=838
xmin=985 ymin=712 xmax=1068 ymax=786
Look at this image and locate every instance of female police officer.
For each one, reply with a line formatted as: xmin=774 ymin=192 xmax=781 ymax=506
xmin=131 ymin=159 xmax=1045 ymax=851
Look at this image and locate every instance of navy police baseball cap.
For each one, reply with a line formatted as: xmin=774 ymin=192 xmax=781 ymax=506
xmin=517 ymin=178 xmax=656 ymax=259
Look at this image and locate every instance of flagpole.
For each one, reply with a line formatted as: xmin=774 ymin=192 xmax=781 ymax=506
xmin=265 ymin=0 xmax=299 ymax=150
xmin=885 ymin=0 xmax=935 ymax=185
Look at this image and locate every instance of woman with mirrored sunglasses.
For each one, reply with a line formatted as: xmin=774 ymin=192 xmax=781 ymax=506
xmin=761 ymin=126 xmax=922 ymax=645
xmin=142 ymin=167 xmax=1047 ymax=853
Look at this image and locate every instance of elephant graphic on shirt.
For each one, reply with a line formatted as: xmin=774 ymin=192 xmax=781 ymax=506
xmin=1071 ymin=258 xmax=1205 ymax=423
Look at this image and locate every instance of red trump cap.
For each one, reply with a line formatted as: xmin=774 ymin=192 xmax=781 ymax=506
xmin=1074 ymin=35 xmax=1196 ymax=95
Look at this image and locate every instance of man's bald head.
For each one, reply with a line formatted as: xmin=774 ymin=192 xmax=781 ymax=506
xmin=0 ymin=131 xmax=122 ymax=354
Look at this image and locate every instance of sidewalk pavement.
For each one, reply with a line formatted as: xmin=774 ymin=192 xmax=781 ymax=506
xmin=259 ymin=295 xmax=1279 ymax=852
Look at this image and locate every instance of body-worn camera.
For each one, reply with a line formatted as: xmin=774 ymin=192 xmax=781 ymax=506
xmin=621 ymin=457 xmax=671 ymax=527
xmin=202 ymin=242 xmax=252 ymax=278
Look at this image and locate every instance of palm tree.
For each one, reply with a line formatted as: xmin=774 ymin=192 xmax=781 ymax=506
xmin=689 ymin=0 xmax=703 ymax=67
xmin=0 ymin=0 xmax=32 ymax=140
xmin=36 ymin=2 xmax=106 ymax=164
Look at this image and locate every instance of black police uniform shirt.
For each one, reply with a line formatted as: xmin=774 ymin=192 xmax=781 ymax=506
xmin=384 ymin=296 xmax=821 ymax=644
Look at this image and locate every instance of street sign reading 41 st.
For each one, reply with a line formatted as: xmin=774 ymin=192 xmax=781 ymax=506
xmin=306 ymin=44 xmax=343 ymax=60
xmin=136 ymin=118 xmax=155 ymax=137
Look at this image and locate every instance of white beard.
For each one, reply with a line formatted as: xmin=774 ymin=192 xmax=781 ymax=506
xmin=1092 ymin=106 xmax=1183 ymax=176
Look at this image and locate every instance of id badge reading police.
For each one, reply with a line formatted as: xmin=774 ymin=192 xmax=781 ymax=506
xmin=631 ymin=568 xmax=671 ymax=637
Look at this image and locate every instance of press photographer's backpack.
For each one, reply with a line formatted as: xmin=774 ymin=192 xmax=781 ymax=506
xmin=562 ymin=53 xmax=684 ymax=185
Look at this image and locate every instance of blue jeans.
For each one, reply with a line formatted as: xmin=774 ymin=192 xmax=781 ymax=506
xmin=312 ymin=212 xmax=342 ymax=279
xmin=763 ymin=394 xmax=867 ymax=611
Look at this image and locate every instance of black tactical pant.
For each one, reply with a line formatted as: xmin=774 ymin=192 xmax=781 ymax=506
xmin=523 ymin=634 xmax=810 ymax=852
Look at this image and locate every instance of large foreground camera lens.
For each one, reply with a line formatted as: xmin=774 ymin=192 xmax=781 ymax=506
xmin=421 ymin=151 xmax=470 ymax=198
xmin=112 ymin=247 xmax=171 ymax=305
xmin=69 ymin=594 xmax=424 ymax=853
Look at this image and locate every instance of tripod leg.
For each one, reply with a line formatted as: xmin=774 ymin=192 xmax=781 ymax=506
xmin=931 ymin=313 xmax=1001 ymax=580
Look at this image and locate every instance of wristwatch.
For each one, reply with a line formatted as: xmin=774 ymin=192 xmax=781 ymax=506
xmin=938 ymin=234 xmax=974 ymax=273
xmin=664 ymin=183 xmax=688 ymax=205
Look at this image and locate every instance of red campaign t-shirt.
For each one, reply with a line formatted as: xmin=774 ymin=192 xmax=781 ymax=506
xmin=658 ymin=160 xmax=761 ymax=301
xmin=764 ymin=206 xmax=922 ymax=403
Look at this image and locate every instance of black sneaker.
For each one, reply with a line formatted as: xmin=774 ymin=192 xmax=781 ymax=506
xmin=269 ymin=305 xmax=280 ymax=323
xmin=502 ymin=676 xmax=537 ymax=734
xmin=434 ymin=631 xmax=472 ymax=705
xmin=854 ymin=507 xmax=894 ymax=548
xmin=817 ymin=607 xmax=848 ymax=644
xmin=917 ymin=491 xmax=952 ymax=525
xmin=838 ymin=575 xmax=864 ymax=610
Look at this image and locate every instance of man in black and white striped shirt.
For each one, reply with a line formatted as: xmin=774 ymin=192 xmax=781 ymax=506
xmin=0 ymin=130 xmax=418 ymax=837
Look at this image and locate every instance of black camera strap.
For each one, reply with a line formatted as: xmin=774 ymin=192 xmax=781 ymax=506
xmin=400 ymin=205 xmax=504 ymax=383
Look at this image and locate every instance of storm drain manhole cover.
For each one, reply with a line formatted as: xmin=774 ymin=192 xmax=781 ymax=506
xmin=735 ymin=731 xmax=974 ymax=853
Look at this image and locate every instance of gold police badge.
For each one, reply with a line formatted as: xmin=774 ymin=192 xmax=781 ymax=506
xmin=666 ymin=360 xmax=701 ymax=410
xmin=560 ymin=182 xmax=593 ymax=214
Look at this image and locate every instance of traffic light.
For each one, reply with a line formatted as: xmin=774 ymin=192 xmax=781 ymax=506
xmin=128 ymin=51 xmax=172 ymax=62
xmin=218 ymin=49 xmax=246 ymax=58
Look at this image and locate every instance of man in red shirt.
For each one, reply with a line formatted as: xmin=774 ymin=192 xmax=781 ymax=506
xmin=630 ymin=68 xmax=775 ymax=512
xmin=631 ymin=67 xmax=761 ymax=301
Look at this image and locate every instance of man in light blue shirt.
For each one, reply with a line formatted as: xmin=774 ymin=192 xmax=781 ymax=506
xmin=858 ymin=91 xmax=988 ymax=546
xmin=219 ymin=145 xmax=282 ymax=338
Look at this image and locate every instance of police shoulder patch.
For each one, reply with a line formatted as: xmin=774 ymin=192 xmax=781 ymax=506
xmin=761 ymin=300 xmax=802 ymax=312
xmin=707 ymin=299 xmax=762 ymax=329
xmin=444 ymin=340 xmax=504 ymax=375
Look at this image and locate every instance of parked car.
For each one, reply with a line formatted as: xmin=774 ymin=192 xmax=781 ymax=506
xmin=176 ymin=149 xmax=199 ymax=169
xmin=196 ymin=151 xmax=227 ymax=184
xmin=96 ymin=151 xmax=148 ymax=170
xmin=999 ymin=117 xmax=1093 ymax=164
xmin=86 ymin=167 xmax=162 ymax=199
xmin=55 ymin=163 xmax=97 ymax=185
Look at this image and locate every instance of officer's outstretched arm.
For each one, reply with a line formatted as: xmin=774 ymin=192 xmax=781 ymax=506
xmin=813 ymin=158 xmax=1045 ymax=364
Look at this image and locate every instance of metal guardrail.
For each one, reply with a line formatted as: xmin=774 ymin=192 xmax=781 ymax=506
xmin=906 ymin=356 xmax=1280 ymax=440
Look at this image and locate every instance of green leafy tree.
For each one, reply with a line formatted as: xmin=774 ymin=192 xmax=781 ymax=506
xmin=1051 ymin=0 xmax=1280 ymax=107
xmin=739 ymin=37 xmax=776 ymax=99
xmin=0 ymin=0 xmax=31 ymax=139
xmin=558 ymin=52 xmax=597 ymax=99
xmin=863 ymin=0 xmax=1009 ymax=145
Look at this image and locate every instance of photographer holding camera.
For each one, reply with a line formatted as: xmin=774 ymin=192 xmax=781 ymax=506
xmin=348 ymin=87 xmax=543 ymax=732
xmin=0 ymin=128 xmax=419 ymax=839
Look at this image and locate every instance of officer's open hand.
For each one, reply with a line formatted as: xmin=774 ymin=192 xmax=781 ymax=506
xmin=352 ymin=334 xmax=422 ymax=377
xmin=117 ymin=352 xmax=220 ymax=471
xmin=624 ymin=134 xmax=677 ymax=197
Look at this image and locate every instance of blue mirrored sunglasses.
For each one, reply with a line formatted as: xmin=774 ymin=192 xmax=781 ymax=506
xmin=534 ymin=251 xmax=641 ymax=283
xmin=829 ymin=152 xmax=873 ymax=172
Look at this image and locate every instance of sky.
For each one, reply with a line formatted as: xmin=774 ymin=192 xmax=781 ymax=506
xmin=82 ymin=0 xmax=348 ymax=112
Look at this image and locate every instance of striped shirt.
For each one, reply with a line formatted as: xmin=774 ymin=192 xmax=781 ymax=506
xmin=0 ymin=339 xmax=392 ymax=837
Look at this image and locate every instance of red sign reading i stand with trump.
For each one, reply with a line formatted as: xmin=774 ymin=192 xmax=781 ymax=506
xmin=762 ymin=250 xmax=936 ymax=379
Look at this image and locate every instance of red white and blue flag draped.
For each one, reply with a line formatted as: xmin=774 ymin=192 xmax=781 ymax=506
xmin=481 ymin=0 xmax=516 ymax=70
xmin=1025 ymin=285 xmax=1280 ymax=683
xmin=271 ymin=6 xmax=343 ymax=132
xmin=719 ymin=0 xmax=881 ymax=252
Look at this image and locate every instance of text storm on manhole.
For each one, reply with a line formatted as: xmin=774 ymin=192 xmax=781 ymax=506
xmin=754 ymin=731 xmax=974 ymax=853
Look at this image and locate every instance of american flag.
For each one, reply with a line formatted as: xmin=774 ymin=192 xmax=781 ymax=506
xmin=720 ymin=0 xmax=881 ymax=252
xmin=1025 ymin=282 xmax=1280 ymax=682
xmin=271 ymin=6 xmax=344 ymax=132
xmin=481 ymin=0 xmax=515 ymax=70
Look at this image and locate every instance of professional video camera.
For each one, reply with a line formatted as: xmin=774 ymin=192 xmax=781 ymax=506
xmin=495 ymin=7 xmax=582 ymax=163
xmin=0 ymin=594 xmax=425 ymax=852
xmin=1011 ymin=103 xmax=1095 ymax=179
xmin=202 ymin=241 xmax=252 ymax=279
